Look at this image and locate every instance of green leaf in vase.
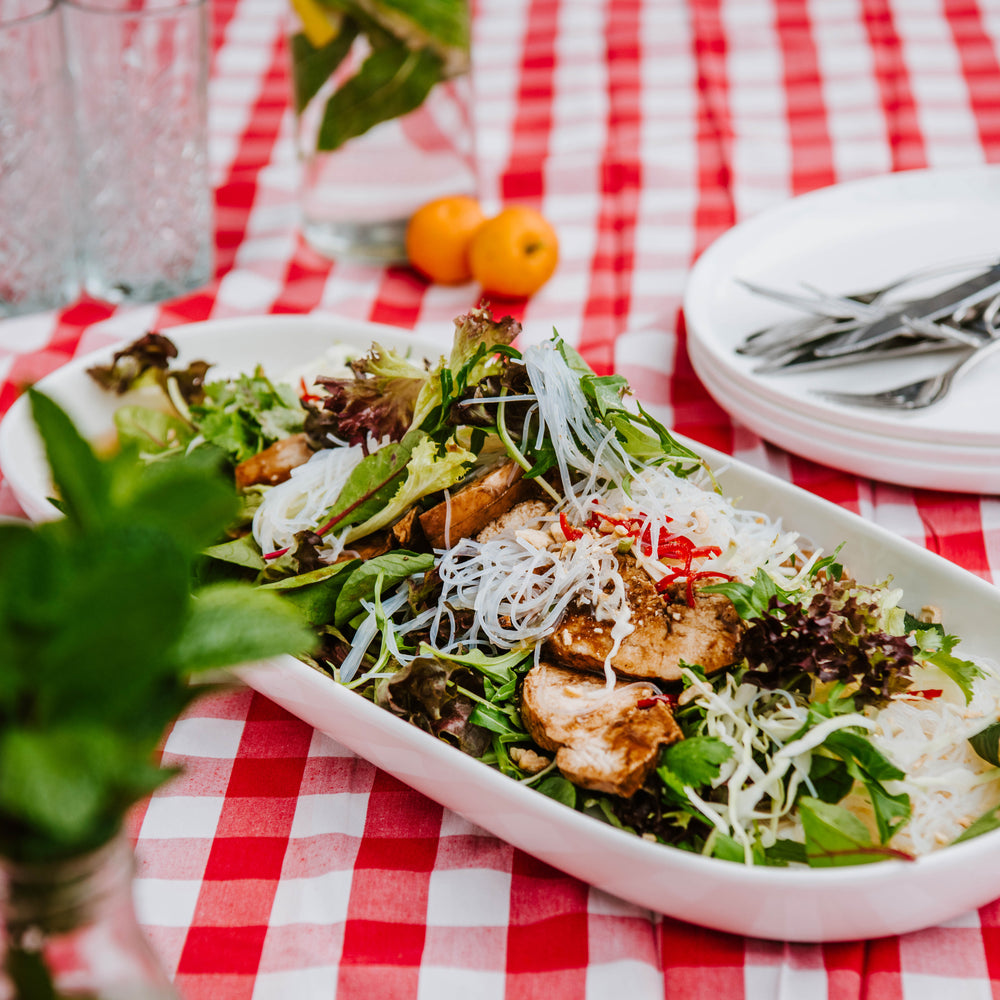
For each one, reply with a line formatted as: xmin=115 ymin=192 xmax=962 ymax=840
xmin=356 ymin=0 xmax=468 ymax=57
xmin=316 ymin=41 xmax=445 ymax=151
xmin=290 ymin=22 xmax=359 ymax=113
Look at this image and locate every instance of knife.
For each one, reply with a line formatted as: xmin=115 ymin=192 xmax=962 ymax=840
xmin=813 ymin=260 xmax=1000 ymax=358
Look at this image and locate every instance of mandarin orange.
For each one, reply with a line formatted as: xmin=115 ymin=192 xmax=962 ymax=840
xmin=468 ymin=205 xmax=559 ymax=298
xmin=405 ymin=195 xmax=486 ymax=284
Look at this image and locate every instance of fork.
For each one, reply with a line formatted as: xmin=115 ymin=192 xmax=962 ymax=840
xmin=814 ymin=333 xmax=1000 ymax=410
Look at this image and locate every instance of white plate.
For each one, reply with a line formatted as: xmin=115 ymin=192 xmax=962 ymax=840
xmin=683 ymin=166 xmax=1000 ymax=488
xmin=689 ymin=338 xmax=999 ymax=494
xmin=4 ymin=315 xmax=1000 ymax=942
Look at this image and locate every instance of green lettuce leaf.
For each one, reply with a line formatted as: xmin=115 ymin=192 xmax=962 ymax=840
xmin=334 ymin=550 xmax=435 ymax=626
xmin=799 ymin=797 xmax=912 ymax=867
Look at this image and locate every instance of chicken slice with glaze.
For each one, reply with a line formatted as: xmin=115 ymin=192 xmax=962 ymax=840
xmin=520 ymin=660 xmax=682 ymax=797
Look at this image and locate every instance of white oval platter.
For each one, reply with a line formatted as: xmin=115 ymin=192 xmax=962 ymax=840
xmin=2 ymin=314 xmax=1000 ymax=942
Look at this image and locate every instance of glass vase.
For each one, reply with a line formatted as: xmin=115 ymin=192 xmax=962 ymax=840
xmin=0 ymin=834 xmax=178 ymax=1000
xmin=287 ymin=0 xmax=477 ymax=265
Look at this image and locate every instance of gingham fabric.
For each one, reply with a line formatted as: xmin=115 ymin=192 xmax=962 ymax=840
xmin=3 ymin=0 xmax=1000 ymax=996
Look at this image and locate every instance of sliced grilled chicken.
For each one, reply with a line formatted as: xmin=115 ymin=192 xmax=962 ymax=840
xmin=545 ymin=556 xmax=741 ymax=682
xmin=234 ymin=433 xmax=313 ymax=489
xmin=520 ymin=660 xmax=682 ymax=797
xmin=418 ymin=460 xmax=540 ymax=550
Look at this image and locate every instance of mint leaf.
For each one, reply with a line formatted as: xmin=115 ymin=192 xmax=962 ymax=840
xmin=29 ymin=390 xmax=110 ymax=532
xmin=1 ymin=393 xmax=315 ymax=863
xmin=170 ymin=583 xmax=314 ymax=672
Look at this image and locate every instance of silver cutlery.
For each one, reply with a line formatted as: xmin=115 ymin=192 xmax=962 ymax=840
xmin=813 ymin=260 xmax=1000 ymax=358
xmin=735 ymin=258 xmax=1000 ymax=369
xmin=814 ymin=334 xmax=1000 ymax=411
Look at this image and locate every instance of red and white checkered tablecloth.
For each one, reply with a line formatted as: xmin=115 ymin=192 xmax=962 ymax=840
xmin=4 ymin=0 xmax=1000 ymax=996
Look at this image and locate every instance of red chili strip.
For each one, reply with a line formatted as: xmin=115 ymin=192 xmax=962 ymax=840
xmin=638 ymin=693 xmax=678 ymax=710
xmin=263 ymin=546 xmax=290 ymax=560
xmin=559 ymin=511 xmax=583 ymax=541
xmin=299 ymin=377 xmax=322 ymax=404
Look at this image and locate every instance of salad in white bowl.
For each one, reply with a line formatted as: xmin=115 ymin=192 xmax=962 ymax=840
xmin=72 ymin=306 xmax=1000 ymax=872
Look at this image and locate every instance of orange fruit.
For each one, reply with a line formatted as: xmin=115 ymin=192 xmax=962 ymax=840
xmin=405 ymin=195 xmax=486 ymax=284
xmin=468 ymin=205 xmax=559 ymax=298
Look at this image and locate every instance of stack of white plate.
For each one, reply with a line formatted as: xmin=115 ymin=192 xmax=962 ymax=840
xmin=683 ymin=166 xmax=1000 ymax=494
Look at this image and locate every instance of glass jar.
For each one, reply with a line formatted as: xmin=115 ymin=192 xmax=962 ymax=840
xmin=0 ymin=835 xmax=178 ymax=1000
xmin=287 ymin=0 xmax=477 ymax=265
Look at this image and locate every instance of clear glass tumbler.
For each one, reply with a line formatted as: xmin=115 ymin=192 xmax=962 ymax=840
xmin=62 ymin=0 xmax=213 ymax=305
xmin=0 ymin=0 xmax=80 ymax=317
xmin=288 ymin=0 xmax=477 ymax=265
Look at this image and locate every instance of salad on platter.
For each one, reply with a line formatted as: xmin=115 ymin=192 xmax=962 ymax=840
xmin=84 ymin=307 xmax=1000 ymax=868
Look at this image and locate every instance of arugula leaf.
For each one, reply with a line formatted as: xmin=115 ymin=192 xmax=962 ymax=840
xmin=419 ymin=645 xmax=531 ymax=687
xmin=469 ymin=702 xmax=521 ymax=736
xmin=579 ymin=373 xmax=629 ymax=417
xmin=808 ymin=545 xmax=844 ymax=582
xmin=703 ymin=567 xmax=784 ymax=621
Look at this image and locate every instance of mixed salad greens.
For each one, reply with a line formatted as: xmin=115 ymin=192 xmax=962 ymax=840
xmin=86 ymin=309 xmax=1000 ymax=867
